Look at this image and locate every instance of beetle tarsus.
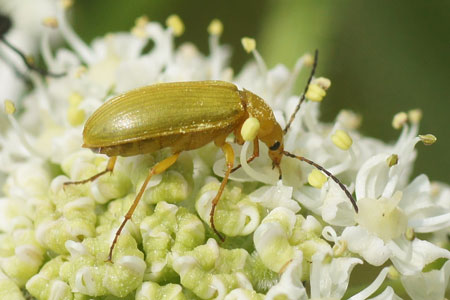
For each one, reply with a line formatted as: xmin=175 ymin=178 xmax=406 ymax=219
xmin=210 ymin=211 xmax=225 ymax=242
xmin=107 ymin=215 xmax=130 ymax=263
xmin=63 ymin=169 xmax=110 ymax=187
xmin=64 ymin=156 xmax=117 ymax=188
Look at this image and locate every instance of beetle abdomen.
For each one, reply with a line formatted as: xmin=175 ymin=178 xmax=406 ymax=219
xmin=83 ymin=81 xmax=245 ymax=149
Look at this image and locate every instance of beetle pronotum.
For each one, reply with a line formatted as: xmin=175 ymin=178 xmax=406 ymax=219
xmin=65 ymin=50 xmax=358 ymax=262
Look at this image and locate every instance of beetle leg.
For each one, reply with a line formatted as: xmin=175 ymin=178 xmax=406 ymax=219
xmin=231 ymin=138 xmax=259 ymax=173
xmin=106 ymin=153 xmax=180 ymax=262
xmin=210 ymin=142 xmax=234 ymax=241
xmin=64 ymin=156 xmax=117 ymax=187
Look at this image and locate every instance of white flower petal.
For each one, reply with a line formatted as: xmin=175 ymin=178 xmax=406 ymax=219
xmin=389 ymin=238 xmax=450 ymax=275
xmin=367 ymin=286 xmax=402 ymax=300
xmin=265 ymin=251 xmax=307 ymax=300
xmin=355 ymin=153 xmax=390 ymax=200
xmin=341 ymin=226 xmax=391 ymax=266
xmin=322 ymin=180 xmax=357 ymax=226
xmin=310 ymin=253 xmax=362 ymax=299
xmin=249 ymin=182 xmax=300 ymax=213
xmin=401 ymin=260 xmax=450 ymax=300
xmin=348 ymin=267 xmax=390 ymax=300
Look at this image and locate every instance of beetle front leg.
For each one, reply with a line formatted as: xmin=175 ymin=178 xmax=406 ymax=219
xmin=210 ymin=142 xmax=234 ymax=241
xmin=64 ymin=156 xmax=117 ymax=186
xmin=106 ymin=152 xmax=180 ymax=262
xmin=231 ymin=138 xmax=259 ymax=173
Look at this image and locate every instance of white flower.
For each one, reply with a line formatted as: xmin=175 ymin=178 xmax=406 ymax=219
xmin=400 ymin=259 xmax=450 ymax=300
xmin=265 ymin=250 xmax=394 ymax=300
xmin=328 ymin=123 xmax=450 ymax=272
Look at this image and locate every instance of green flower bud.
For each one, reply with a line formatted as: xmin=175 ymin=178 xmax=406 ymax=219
xmin=196 ymin=180 xmax=260 ymax=236
xmin=136 ymin=282 xmax=186 ymax=300
xmin=60 ymin=235 xmax=145 ymax=297
xmin=0 ymin=229 xmax=44 ymax=287
xmin=173 ymin=239 xmax=250 ymax=299
xmin=0 ymin=270 xmax=25 ymax=300
xmin=140 ymin=201 xmax=204 ymax=281
xmin=26 ymin=256 xmax=73 ymax=300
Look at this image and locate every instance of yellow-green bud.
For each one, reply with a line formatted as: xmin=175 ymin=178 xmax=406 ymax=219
xmin=408 ymin=109 xmax=422 ymax=124
xmin=208 ymin=19 xmax=223 ymax=36
xmin=4 ymin=100 xmax=15 ymax=115
xmin=312 ymin=77 xmax=331 ymax=90
xmin=331 ymin=129 xmax=353 ymax=150
xmin=392 ymin=112 xmax=408 ymax=129
xmin=303 ymin=53 xmax=314 ymax=67
xmin=42 ymin=17 xmax=58 ymax=28
xmin=419 ymin=134 xmax=437 ymax=145
xmin=132 ymin=16 xmax=149 ymax=38
xmin=67 ymin=92 xmax=85 ymax=126
xmin=305 ymin=83 xmax=326 ymax=102
xmin=241 ymin=37 xmax=256 ymax=53
xmin=405 ymin=227 xmax=415 ymax=241
xmin=166 ymin=15 xmax=184 ymax=36
xmin=386 ymin=154 xmax=398 ymax=167
xmin=387 ymin=265 xmax=400 ymax=280
xmin=308 ymin=169 xmax=327 ymax=188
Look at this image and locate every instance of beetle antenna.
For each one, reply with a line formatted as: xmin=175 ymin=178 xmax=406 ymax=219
xmin=283 ymin=49 xmax=318 ymax=134
xmin=0 ymin=36 xmax=66 ymax=78
xmin=282 ymin=150 xmax=358 ymax=213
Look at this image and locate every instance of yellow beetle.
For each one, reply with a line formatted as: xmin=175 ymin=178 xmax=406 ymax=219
xmin=65 ymin=50 xmax=357 ymax=262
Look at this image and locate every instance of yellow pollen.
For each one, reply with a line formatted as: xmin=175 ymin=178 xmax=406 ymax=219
xmin=241 ymin=37 xmax=256 ymax=53
xmin=308 ymin=169 xmax=327 ymax=188
xmin=333 ymin=240 xmax=347 ymax=256
xmin=166 ymin=15 xmax=184 ymax=37
xmin=408 ymin=109 xmax=422 ymax=124
xmin=387 ymin=266 xmax=400 ymax=280
xmin=135 ymin=15 xmax=149 ymax=27
xmin=208 ymin=19 xmax=223 ymax=36
xmin=67 ymin=92 xmax=85 ymax=126
xmin=392 ymin=112 xmax=408 ymax=129
xmin=303 ymin=53 xmax=314 ymax=67
xmin=305 ymin=83 xmax=326 ymax=102
xmin=331 ymin=130 xmax=353 ymax=150
xmin=42 ymin=17 xmax=58 ymax=28
xmin=337 ymin=110 xmax=362 ymax=130
xmin=4 ymin=100 xmax=16 ymax=115
xmin=60 ymin=0 xmax=73 ymax=9
xmin=312 ymin=77 xmax=331 ymax=90
xmin=419 ymin=134 xmax=437 ymax=145
xmin=69 ymin=92 xmax=83 ymax=106
xmin=131 ymin=15 xmax=149 ymax=38
xmin=405 ymin=227 xmax=415 ymax=241
xmin=386 ymin=154 xmax=398 ymax=167
xmin=75 ymin=66 xmax=87 ymax=78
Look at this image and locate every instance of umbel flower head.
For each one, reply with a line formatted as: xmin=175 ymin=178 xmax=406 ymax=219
xmin=1 ymin=2 xmax=450 ymax=300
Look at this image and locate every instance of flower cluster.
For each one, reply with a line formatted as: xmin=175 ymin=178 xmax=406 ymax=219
xmin=1 ymin=1 xmax=449 ymax=299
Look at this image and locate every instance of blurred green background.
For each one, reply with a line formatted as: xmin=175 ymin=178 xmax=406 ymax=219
xmin=72 ymin=0 xmax=449 ymax=183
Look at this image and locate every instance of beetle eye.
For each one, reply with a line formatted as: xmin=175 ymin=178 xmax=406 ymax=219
xmin=269 ymin=141 xmax=280 ymax=151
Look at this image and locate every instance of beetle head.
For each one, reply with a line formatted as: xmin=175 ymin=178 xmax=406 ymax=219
xmin=261 ymin=122 xmax=284 ymax=172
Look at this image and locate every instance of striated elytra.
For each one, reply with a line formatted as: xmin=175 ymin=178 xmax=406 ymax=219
xmin=83 ymin=80 xmax=282 ymax=159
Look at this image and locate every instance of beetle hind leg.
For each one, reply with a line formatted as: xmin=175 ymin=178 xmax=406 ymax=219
xmin=106 ymin=153 xmax=180 ymax=262
xmin=64 ymin=156 xmax=117 ymax=187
